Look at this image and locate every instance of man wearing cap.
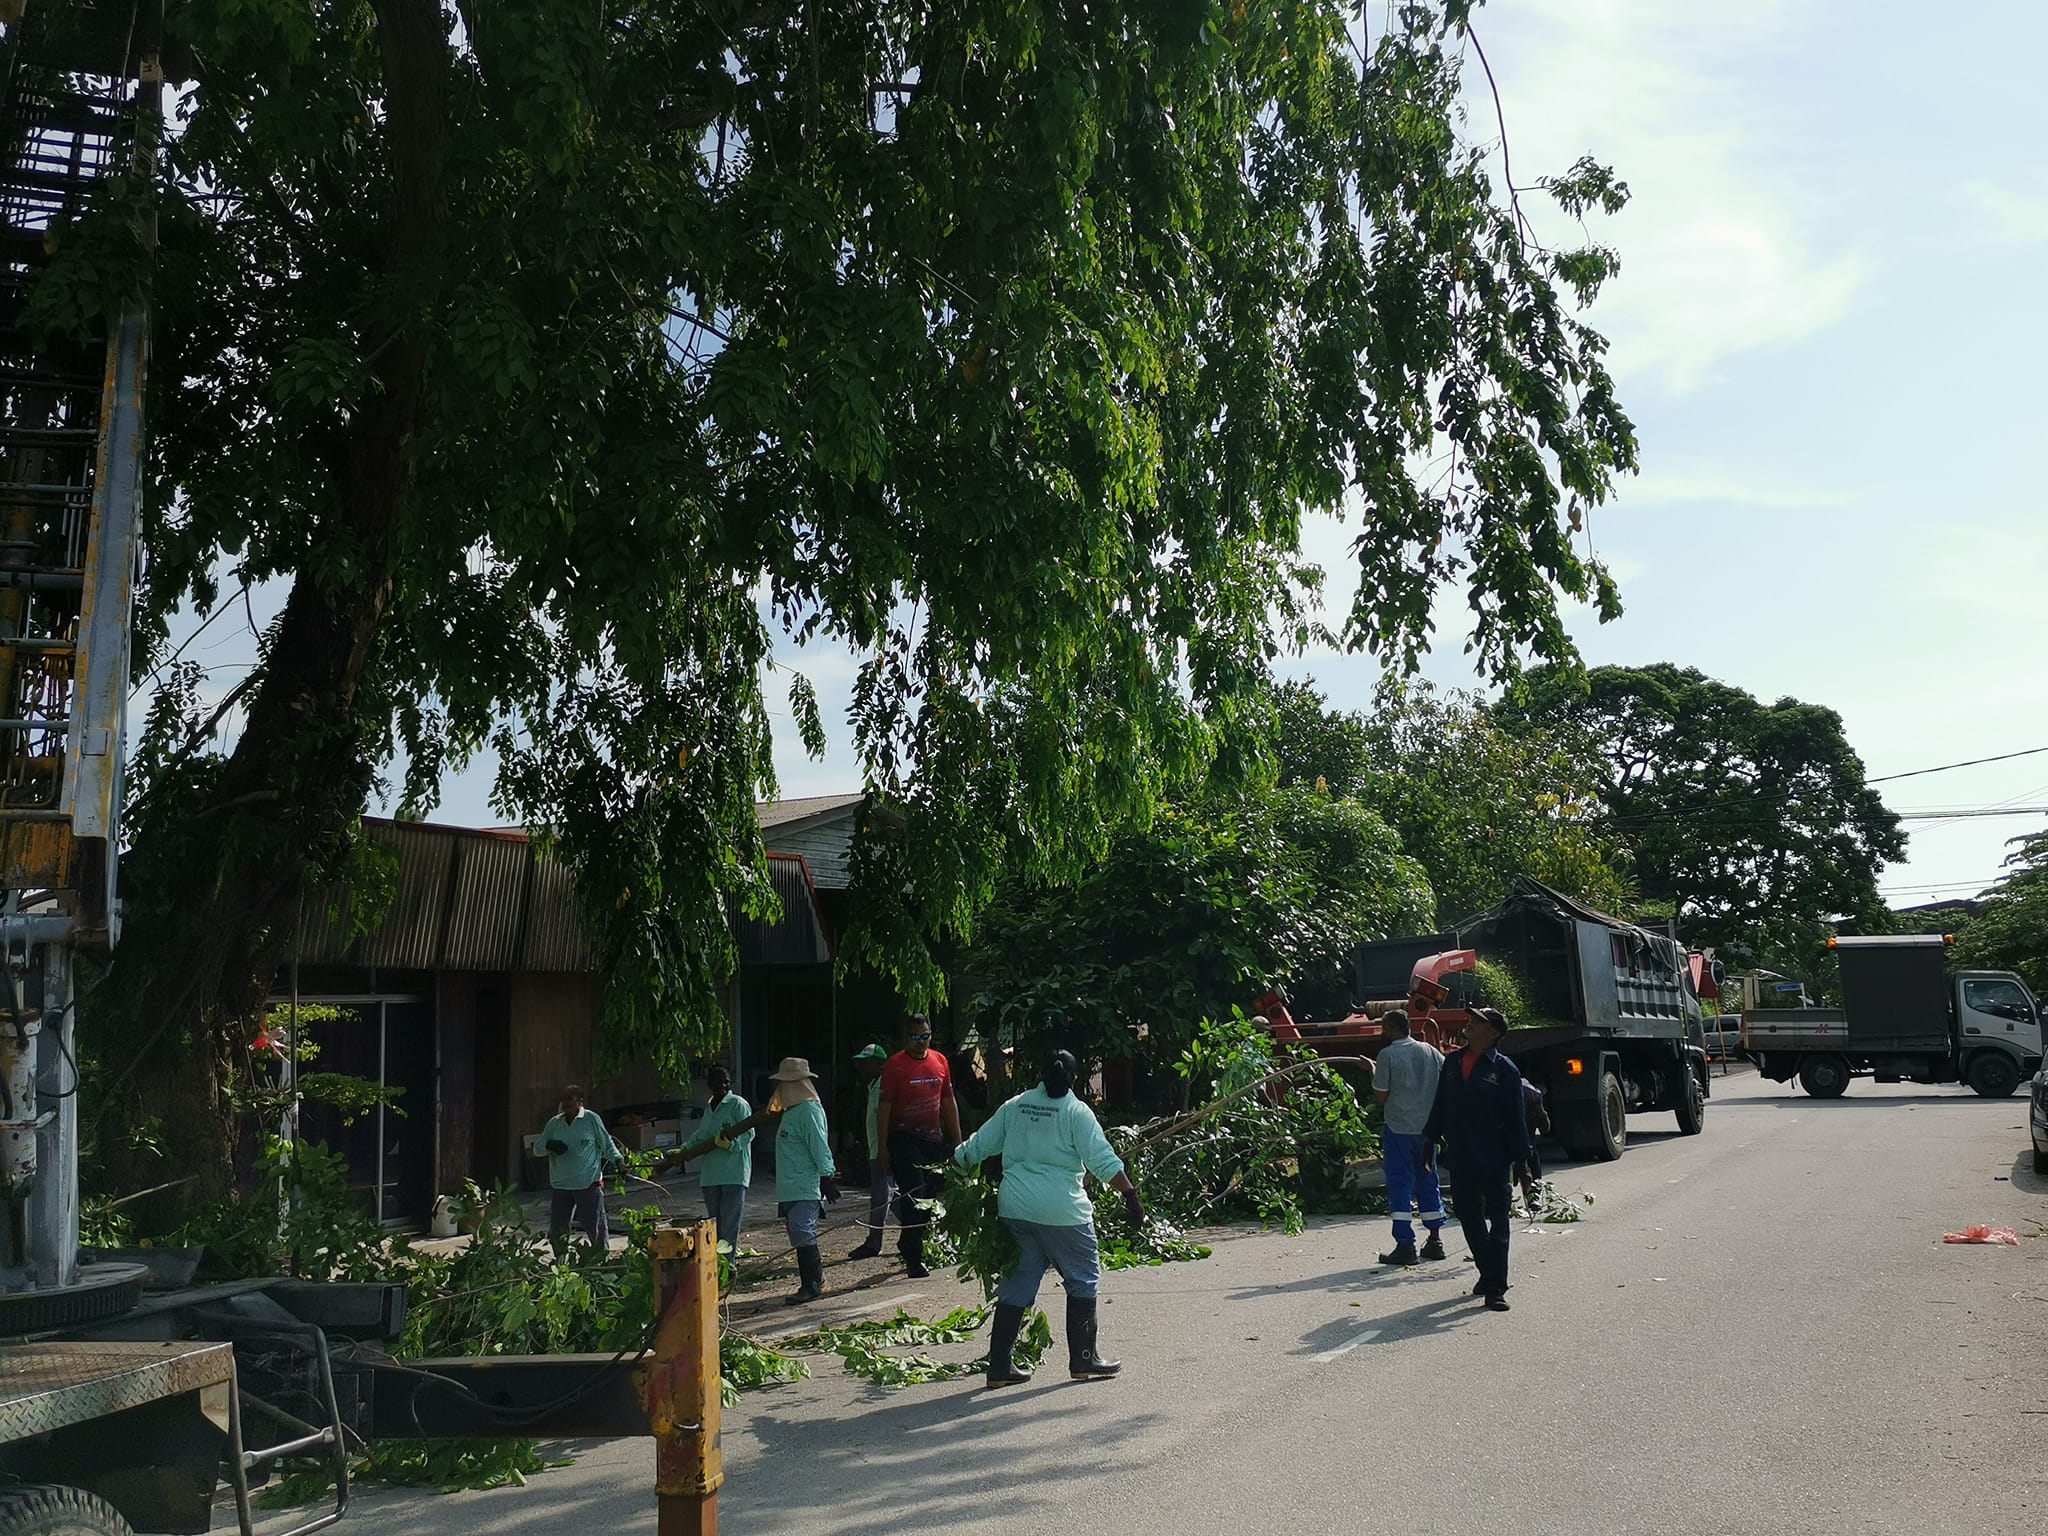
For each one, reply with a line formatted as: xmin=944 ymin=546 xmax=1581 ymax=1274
xmin=1423 ymin=1006 xmax=1532 ymax=1312
xmin=769 ymin=1057 xmax=841 ymax=1305
xmin=1371 ymin=1009 xmax=1448 ymax=1267
xmin=875 ymin=1015 xmax=962 ymax=1279
xmin=954 ymin=1049 xmax=1145 ymax=1386
xmin=536 ymin=1085 xmax=620 ymax=1248
xmin=848 ymin=1044 xmax=894 ymax=1261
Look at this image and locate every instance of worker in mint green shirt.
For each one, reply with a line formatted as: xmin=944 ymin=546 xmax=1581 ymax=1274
xmin=953 ymin=1050 xmax=1145 ymax=1387
xmin=768 ymin=1058 xmax=840 ymax=1305
xmin=687 ymin=1064 xmax=753 ymax=1250
xmin=537 ymin=1085 xmax=620 ymax=1247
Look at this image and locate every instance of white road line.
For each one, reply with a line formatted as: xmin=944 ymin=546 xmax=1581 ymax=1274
xmin=1311 ymin=1325 xmax=1381 ymax=1363
xmin=753 ymin=1290 xmax=929 ymax=1339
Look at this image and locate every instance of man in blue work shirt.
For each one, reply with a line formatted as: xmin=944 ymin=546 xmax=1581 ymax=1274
xmin=1372 ymin=1009 xmax=1447 ymax=1267
xmin=536 ymin=1085 xmax=620 ymax=1248
xmin=1423 ymin=1008 xmax=1530 ymax=1312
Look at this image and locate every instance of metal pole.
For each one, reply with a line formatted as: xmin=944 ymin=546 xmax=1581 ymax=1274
xmin=646 ymin=1220 xmax=721 ymax=1536
xmin=27 ymin=941 xmax=76 ymax=1287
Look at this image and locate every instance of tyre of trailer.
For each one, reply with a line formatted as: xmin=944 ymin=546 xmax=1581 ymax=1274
xmin=1798 ymin=1054 xmax=1851 ymax=1099
xmin=0 ymin=1485 xmax=134 ymax=1536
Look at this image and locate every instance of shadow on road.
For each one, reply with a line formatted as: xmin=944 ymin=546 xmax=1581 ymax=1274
xmin=735 ymin=1379 xmax=1166 ymax=1536
xmin=1291 ymin=1289 xmax=1486 ymax=1354
xmin=1746 ymin=1092 xmax=2016 ymax=1109
xmin=2009 ymin=1147 xmax=2048 ymax=1196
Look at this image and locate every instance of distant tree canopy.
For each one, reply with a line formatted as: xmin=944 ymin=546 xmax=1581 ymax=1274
xmin=1498 ymin=663 xmax=1904 ymax=966
xmin=1276 ymin=680 xmax=1631 ymax=924
xmin=30 ymin=0 xmax=1635 ymax=1193
xmin=964 ymin=782 xmax=1434 ymax=1067
xmin=1955 ymin=833 xmax=2048 ymax=997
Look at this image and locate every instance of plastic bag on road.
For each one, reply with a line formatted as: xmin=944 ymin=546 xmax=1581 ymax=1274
xmin=1942 ymin=1225 xmax=2021 ymax=1246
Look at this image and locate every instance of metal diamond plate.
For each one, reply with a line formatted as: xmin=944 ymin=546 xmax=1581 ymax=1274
xmin=0 ymin=1341 xmax=234 ymax=1444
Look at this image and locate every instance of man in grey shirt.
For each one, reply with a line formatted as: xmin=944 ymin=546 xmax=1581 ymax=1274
xmin=1372 ymin=1010 xmax=1447 ymax=1266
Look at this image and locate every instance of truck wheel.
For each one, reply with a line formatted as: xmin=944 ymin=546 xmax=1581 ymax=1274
xmin=1967 ymin=1053 xmax=2020 ymax=1099
xmin=1587 ymin=1072 xmax=1627 ymax=1161
xmin=0 ymin=1485 xmax=135 ymax=1536
xmin=1675 ymin=1065 xmax=1706 ymax=1136
xmin=1798 ymin=1055 xmax=1851 ymax=1099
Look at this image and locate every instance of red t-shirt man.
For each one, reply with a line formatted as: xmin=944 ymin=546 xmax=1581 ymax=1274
xmin=880 ymin=1041 xmax=954 ymax=1140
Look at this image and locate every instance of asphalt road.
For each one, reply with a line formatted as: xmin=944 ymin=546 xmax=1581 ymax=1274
xmin=345 ymin=1069 xmax=2048 ymax=1535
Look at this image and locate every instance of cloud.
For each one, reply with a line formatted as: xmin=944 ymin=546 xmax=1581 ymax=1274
xmin=1473 ymin=0 xmax=1865 ymax=393
xmin=1963 ymin=181 xmax=2048 ymax=244
xmin=1619 ymin=473 xmax=1859 ymax=510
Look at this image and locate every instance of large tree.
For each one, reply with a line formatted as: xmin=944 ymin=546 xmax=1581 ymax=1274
xmin=30 ymin=0 xmax=1635 ymax=1190
xmin=964 ymin=783 xmax=1434 ymax=1067
xmin=1498 ymin=664 xmax=1903 ymax=963
xmin=1274 ymin=680 xmax=1631 ymax=923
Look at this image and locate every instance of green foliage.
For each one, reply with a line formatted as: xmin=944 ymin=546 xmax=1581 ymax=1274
xmin=63 ymin=0 xmax=1635 ymax=1139
xmin=1498 ymin=663 xmax=1904 ymax=968
xmin=781 ymin=1306 xmax=1052 ymax=1388
xmin=1515 ymin=1179 xmax=1593 ymax=1224
xmin=1352 ymin=681 xmax=1633 ymax=924
xmin=1467 ymin=957 xmax=1531 ymax=1026
xmin=1955 ymin=833 xmax=2048 ymax=996
xmin=965 ymin=786 xmax=1433 ymax=1066
xmin=79 ymin=1196 xmax=134 ymax=1250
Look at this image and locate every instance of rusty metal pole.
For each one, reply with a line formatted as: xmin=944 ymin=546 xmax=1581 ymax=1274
xmin=646 ymin=1220 xmax=722 ymax=1536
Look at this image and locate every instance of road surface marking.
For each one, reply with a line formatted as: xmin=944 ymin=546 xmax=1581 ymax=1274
xmin=1312 ymin=1325 xmax=1382 ymax=1362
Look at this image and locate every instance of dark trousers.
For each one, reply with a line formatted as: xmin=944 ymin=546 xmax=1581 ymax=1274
xmin=549 ymin=1183 xmax=608 ymax=1247
xmin=888 ymin=1129 xmax=948 ymax=1264
xmin=1450 ymin=1164 xmax=1513 ymax=1297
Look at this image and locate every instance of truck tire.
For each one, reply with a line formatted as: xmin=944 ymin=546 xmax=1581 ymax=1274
xmin=1798 ymin=1055 xmax=1851 ymax=1099
xmin=1675 ymin=1063 xmax=1706 ymax=1136
xmin=1587 ymin=1072 xmax=1627 ymax=1161
xmin=0 ymin=1486 xmax=134 ymax=1536
xmin=1967 ymin=1053 xmax=2021 ymax=1099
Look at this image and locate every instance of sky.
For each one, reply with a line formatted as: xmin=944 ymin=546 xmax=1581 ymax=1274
xmin=748 ymin=0 xmax=2048 ymax=906
xmin=174 ymin=0 xmax=2048 ymax=908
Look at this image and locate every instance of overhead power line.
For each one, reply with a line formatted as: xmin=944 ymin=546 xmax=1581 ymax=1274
xmin=1867 ymin=745 xmax=2048 ymax=784
xmin=1893 ymin=806 xmax=2048 ymax=821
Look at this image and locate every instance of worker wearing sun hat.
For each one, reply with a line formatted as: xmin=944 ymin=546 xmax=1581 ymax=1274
xmin=769 ymin=1057 xmax=841 ymax=1304
xmin=848 ymin=1044 xmax=894 ymax=1260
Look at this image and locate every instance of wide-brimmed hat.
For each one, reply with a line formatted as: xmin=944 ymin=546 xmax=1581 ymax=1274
xmin=770 ymin=1056 xmax=819 ymax=1082
xmin=854 ymin=1044 xmax=887 ymax=1061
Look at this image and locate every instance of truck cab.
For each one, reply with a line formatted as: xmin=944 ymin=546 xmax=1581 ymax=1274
xmin=1954 ymin=971 xmax=2044 ymax=1065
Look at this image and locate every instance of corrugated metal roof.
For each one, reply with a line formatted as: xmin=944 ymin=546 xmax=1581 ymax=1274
xmin=295 ymin=820 xmax=822 ymax=977
xmin=755 ymin=794 xmax=864 ymax=832
xmin=737 ymin=855 xmax=834 ymax=966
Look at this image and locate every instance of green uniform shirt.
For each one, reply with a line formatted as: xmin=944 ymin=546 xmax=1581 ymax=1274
xmin=774 ymin=1099 xmax=835 ymax=1202
xmin=538 ymin=1109 xmax=618 ymax=1192
xmin=953 ymin=1086 xmax=1124 ymax=1227
xmin=865 ymin=1078 xmax=883 ymax=1161
xmin=696 ymin=1093 xmax=754 ymax=1189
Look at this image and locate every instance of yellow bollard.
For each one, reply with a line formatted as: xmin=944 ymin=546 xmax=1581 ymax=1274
xmin=645 ymin=1220 xmax=723 ymax=1536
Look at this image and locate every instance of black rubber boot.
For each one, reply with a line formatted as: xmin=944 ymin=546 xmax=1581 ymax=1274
xmin=1419 ymin=1230 xmax=1447 ymax=1261
xmin=1067 ymin=1297 xmax=1121 ymax=1381
xmin=848 ymin=1235 xmax=884 ymax=1260
xmin=985 ymin=1302 xmax=1034 ymax=1387
xmin=1378 ymin=1242 xmax=1420 ymax=1267
xmin=899 ymin=1231 xmax=930 ymax=1279
xmin=787 ymin=1245 xmax=824 ymax=1305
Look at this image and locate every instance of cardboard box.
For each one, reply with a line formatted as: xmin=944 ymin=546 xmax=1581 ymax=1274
xmin=653 ymin=1131 xmax=680 ymax=1150
xmin=620 ymin=1122 xmax=661 ymax=1152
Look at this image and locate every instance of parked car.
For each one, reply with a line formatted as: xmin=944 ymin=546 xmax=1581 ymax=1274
xmin=2031 ymin=1063 xmax=2048 ymax=1173
xmin=1704 ymin=1015 xmax=1744 ymax=1064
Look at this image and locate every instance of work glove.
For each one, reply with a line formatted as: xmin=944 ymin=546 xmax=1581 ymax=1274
xmin=713 ymin=1134 xmax=732 ymax=1150
xmin=1121 ymin=1189 xmax=1146 ymax=1228
xmin=820 ymin=1176 xmax=843 ymax=1204
xmin=543 ymin=1139 xmax=568 ymax=1156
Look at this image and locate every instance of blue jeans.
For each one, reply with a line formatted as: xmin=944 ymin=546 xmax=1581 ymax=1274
xmin=780 ymin=1199 xmax=824 ymax=1249
xmin=703 ymin=1184 xmax=747 ymax=1250
xmin=1383 ymin=1132 xmax=1446 ymax=1247
xmin=995 ymin=1218 xmax=1102 ymax=1307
